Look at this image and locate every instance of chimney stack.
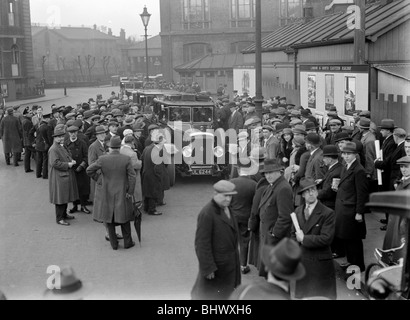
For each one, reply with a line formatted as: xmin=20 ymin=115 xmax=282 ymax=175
xmin=120 ymin=28 xmax=126 ymax=40
xmin=108 ymin=28 xmax=112 ymax=36
xmin=93 ymin=24 xmax=97 ymax=30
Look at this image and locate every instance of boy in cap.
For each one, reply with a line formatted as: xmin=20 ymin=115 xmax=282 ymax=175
xmin=191 ymin=181 xmax=241 ymax=300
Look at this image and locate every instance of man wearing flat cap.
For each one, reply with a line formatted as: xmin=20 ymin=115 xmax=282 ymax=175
xmin=257 ymin=159 xmax=293 ymax=277
xmin=230 ymin=238 xmax=305 ymax=300
xmin=228 ymin=102 xmax=244 ymax=134
xmin=85 ymin=115 xmax=101 ymax=145
xmin=359 ymin=118 xmax=378 ymax=192
xmin=191 ymin=180 xmax=241 ymax=300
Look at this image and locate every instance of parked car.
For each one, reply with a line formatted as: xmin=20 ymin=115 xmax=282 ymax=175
xmin=365 ymin=190 xmax=410 ymax=300
xmin=152 ymin=93 xmax=231 ymax=185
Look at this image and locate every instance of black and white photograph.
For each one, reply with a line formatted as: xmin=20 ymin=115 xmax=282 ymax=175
xmin=0 ymin=0 xmax=410 ymax=306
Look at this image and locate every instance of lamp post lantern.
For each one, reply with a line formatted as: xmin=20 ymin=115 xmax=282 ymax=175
xmin=140 ymin=6 xmax=151 ymax=83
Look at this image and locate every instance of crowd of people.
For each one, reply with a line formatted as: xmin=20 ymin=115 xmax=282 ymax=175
xmin=0 ymin=93 xmax=171 ymax=250
xmin=190 ymin=94 xmax=410 ymax=300
xmin=1 ymin=89 xmax=409 ymax=300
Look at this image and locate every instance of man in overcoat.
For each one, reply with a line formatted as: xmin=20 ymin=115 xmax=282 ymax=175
xmin=335 ymin=142 xmax=368 ymax=271
xmin=21 ymin=110 xmax=36 ymax=172
xmin=86 ymin=136 xmax=137 ymax=250
xmin=141 ymin=130 xmax=165 ymax=215
xmin=292 ymin=178 xmax=337 ymax=300
xmin=191 ymin=180 xmax=241 ymax=300
xmin=257 ymin=159 xmax=294 ymax=277
xmin=65 ymin=126 xmax=91 ymax=214
xmin=230 ymin=159 xmax=257 ymax=274
xmin=33 ymin=113 xmax=52 ymax=179
xmin=0 ymin=108 xmax=23 ymax=166
xmin=48 ymin=124 xmax=78 ymax=226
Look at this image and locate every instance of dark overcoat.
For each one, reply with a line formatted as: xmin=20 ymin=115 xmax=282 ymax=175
xmin=48 ymin=142 xmax=79 ymax=205
xmin=21 ymin=116 xmax=35 ymax=147
xmin=141 ymin=143 xmax=163 ymax=199
xmin=258 ymin=176 xmax=293 ymax=247
xmin=0 ymin=115 xmax=23 ymax=153
xmin=292 ymin=201 xmax=337 ymax=300
xmin=230 ymin=176 xmax=257 ymax=225
xmin=335 ymin=160 xmax=368 ymax=240
xmin=65 ymin=138 xmax=90 ymax=197
xmin=248 ymin=178 xmax=269 ymax=269
xmin=317 ymin=162 xmax=343 ymax=210
xmin=382 ymin=179 xmax=410 ymax=262
xmin=377 ymin=135 xmax=397 ymax=191
xmin=86 ymin=151 xmax=136 ymax=224
xmin=375 ymin=142 xmax=405 ymax=190
xmin=87 ymin=139 xmax=106 ymax=201
xmin=191 ymin=200 xmax=241 ymax=300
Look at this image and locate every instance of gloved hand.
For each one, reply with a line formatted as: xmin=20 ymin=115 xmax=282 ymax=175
xmin=75 ymin=165 xmax=84 ymax=173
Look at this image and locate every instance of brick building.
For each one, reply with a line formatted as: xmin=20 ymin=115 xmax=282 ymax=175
xmin=31 ymin=25 xmax=129 ymax=85
xmin=159 ymin=0 xmax=326 ymax=93
xmin=0 ymin=0 xmax=36 ymax=102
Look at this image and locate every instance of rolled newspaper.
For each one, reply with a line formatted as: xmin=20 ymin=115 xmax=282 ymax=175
xmin=290 ymin=212 xmax=301 ymax=233
xmin=375 ymin=140 xmax=383 ymax=186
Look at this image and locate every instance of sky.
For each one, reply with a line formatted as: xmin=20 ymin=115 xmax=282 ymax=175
xmin=30 ymin=0 xmax=161 ymax=40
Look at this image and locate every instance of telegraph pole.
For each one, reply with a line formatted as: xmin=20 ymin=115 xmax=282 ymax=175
xmin=254 ymin=0 xmax=263 ymax=120
xmin=354 ymin=0 xmax=366 ymax=64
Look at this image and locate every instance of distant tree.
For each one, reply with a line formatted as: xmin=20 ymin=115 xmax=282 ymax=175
xmin=74 ymin=55 xmax=85 ymax=81
xmin=85 ymin=54 xmax=96 ymax=81
xmin=102 ymin=56 xmax=111 ymax=76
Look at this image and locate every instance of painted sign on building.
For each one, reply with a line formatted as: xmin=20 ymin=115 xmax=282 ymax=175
xmin=300 ymin=64 xmax=369 ymax=122
xmin=233 ymin=66 xmax=256 ymax=98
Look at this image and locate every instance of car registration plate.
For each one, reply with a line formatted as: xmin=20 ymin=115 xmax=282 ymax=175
xmin=192 ymin=169 xmax=212 ymax=175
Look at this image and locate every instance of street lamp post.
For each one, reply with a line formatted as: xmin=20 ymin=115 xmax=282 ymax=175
xmin=140 ymin=6 xmax=151 ymax=83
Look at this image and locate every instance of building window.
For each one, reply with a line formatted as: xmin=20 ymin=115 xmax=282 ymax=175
xmin=231 ymin=0 xmax=256 ymax=28
xmin=183 ymin=43 xmax=211 ymax=63
xmin=230 ymin=41 xmax=253 ymax=53
xmin=182 ymin=0 xmax=210 ymax=30
xmin=8 ymin=0 xmax=16 ymax=26
xmin=280 ymin=0 xmax=306 ymax=25
xmin=11 ymin=45 xmax=20 ymax=77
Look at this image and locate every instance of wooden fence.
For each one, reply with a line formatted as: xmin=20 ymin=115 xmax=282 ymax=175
xmin=370 ymin=93 xmax=410 ymax=133
xmin=262 ymin=81 xmax=300 ymax=106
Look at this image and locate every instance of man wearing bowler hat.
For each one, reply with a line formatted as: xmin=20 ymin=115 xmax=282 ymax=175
xmin=191 ymin=180 xmax=241 ymax=300
xmin=292 ymin=178 xmax=337 ymax=300
xmin=257 ymin=159 xmax=293 ymax=277
xmin=86 ymin=136 xmax=137 ymax=250
xmin=334 ymin=142 xmax=368 ymax=272
xmin=230 ymin=238 xmax=305 ymax=300
xmin=48 ymin=124 xmax=79 ymax=226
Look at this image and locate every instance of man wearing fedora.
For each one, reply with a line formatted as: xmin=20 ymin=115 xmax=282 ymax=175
xmin=65 ymin=125 xmax=91 ymax=215
xmin=43 ymin=266 xmax=92 ymax=300
xmin=334 ymin=141 xmax=368 ymax=272
xmin=191 ymin=180 xmax=241 ymax=300
xmin=230 ymin=159 xmax=257 ymax=275
xmin=375 ymin=119 xmax=398 ymax=230
xmin=257 ymin=159 xmax=293 ymax=277
xmin=230 ymin=238 xmax=305 ymax=300
xmin=86 ymin=136 xmax=137 ymax=250
xmin=48 ymin=124 xmax=79 ymax=226
xmin=141 ymin=129 xmax=166 ymax=216
xmin=33 ymin=113 xmax=52 ymax=178
xmin=117 ymin=116 xmax=136 ymax=140
xmin=304 ymin=133 xmax=327 ymax=182
xmin=292 ymin=178 xmax=337 ymax=300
